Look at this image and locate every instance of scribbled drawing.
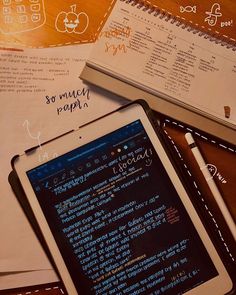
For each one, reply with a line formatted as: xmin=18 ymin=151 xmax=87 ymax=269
xmin=179 ymin=5 xmax=196 ymax=13
xmin=145 ymin=158 xmax=153 ymax=167
xmin=205 ymin=3 xmax=222 ymax=26
xmin=23 ymin=120 xmax=59 ymax=163
xmin=205 ymin=164 xmax=217 ymax=178
xmin=23 ymin=119 xmax=42 ymax=149
xmin=204 ymin=164 xmax=227 ymax=184
xmin=55 ymin=4 xmax=89 ymax=34
xmin=224 ymin=106 xmax=231 ymax=118
xmin=0 ymin=0 xmax=46 ymax=34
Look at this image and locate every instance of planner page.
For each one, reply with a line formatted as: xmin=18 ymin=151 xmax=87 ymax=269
xmin=87 ymin=0 xmax=236 ymax=128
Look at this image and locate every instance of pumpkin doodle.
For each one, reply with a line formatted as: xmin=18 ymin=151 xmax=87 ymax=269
xmin=55 ymin=4 xmax=89 ymax=34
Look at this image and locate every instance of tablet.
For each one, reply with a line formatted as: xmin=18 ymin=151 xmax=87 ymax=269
xmin=13 ymin=101 xmax=233 ymax=295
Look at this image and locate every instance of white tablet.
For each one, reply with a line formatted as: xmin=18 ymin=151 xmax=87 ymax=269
xmin=13 ymin=101 xmax=233 ymax=295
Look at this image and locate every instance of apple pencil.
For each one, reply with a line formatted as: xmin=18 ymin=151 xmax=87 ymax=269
xmin=185 ymin=132 xmax=236 ymax=241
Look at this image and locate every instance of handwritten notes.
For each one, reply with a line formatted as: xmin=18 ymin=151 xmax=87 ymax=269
xmin=0 ymin=44 xmax=124 ymax=290
xmin=112 ymin=148 xmax=153 ymax=175
xmin=86 ymin=0 xmax=236 ymax=127
xmin=99 ymin=26 xmax=132 ymax=56
xmin=0 ymin=52 xmax=85 ymax=95
xmin=45 ymin=88 xmax=90 ymax=115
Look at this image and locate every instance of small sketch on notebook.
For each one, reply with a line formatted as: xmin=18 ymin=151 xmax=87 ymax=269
xmin=0 ymin=0 xmax=46 ymax=34
xmin=205 ymin=3 xmax=222 ymax=26
xmin=55 ymin=4 xmax=89 ymax=34
xmin=179 ymin=6 xmax=196 ymax=14
xmin=206 ymin=164 xmax=227 ymax=184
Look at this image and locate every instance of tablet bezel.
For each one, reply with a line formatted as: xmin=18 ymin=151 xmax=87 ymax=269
xmin=13 ymin=102 xmax=233 ymax=295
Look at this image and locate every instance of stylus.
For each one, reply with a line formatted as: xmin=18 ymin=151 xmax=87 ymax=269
xmin=185 ymin=132 xmax=236 ymax=241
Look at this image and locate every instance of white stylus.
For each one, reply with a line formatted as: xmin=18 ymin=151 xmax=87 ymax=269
xmin=185 ymin=132 xmax=236 ymax=241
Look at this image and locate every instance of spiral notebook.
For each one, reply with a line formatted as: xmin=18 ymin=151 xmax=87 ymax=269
xmin=81 ymin=0 xmax=236 ymax=144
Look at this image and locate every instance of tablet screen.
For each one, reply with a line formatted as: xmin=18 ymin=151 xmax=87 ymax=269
xmin=27 ymin=120 xmax=218 ymax=294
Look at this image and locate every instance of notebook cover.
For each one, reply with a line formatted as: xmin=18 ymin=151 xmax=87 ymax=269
xmin=1 ymin=0 xmax=235 ymax=49
xmin=159 ymin=113 xmax=236 ymax=285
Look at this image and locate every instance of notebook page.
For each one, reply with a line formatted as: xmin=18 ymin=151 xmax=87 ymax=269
xmin=87 ymin=0 xmax=236 ymax=128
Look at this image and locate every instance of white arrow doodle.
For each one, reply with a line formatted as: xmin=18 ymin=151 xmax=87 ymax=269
xmin=23 ymin=119 xmax=42 ymax=149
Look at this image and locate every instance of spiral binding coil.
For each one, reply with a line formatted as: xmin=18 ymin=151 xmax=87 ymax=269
xmin=121 ymin=0 xmax=236 ymax=51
